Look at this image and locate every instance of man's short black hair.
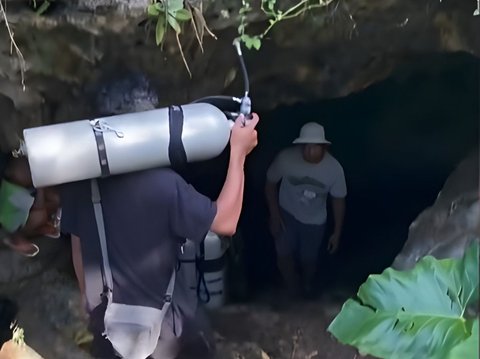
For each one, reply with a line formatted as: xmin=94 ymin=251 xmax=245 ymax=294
xmin=96 ymin=72 xmax=159 ymax=115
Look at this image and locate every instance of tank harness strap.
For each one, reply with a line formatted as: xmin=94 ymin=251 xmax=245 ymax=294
xmin=91 ymin=120 xmax=111 ymax=178
xmin=168 ymin=105 xmax=188 ymax=171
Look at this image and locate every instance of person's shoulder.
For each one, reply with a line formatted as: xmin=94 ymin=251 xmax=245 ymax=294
xmin=128 ymin=167 xmax=185 ymax=188
xmin=115 ymin=168 xmax=187 ymax=203
xmin=325 ymin=153 xmax=344 ymax=172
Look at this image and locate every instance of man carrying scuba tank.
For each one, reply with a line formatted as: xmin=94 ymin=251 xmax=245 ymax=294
xmin=58 ymin=74 xmax=260 ymax=359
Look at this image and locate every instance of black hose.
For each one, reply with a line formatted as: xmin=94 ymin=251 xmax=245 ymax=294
xmin=233 ymin=39 xmax=250 ymax=97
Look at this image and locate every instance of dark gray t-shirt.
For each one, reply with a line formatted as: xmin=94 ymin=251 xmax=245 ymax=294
xmin=60 ymin=168 xmax=217 ymax=356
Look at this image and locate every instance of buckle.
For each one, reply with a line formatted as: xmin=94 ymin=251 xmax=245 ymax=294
xmin=90 ymin=119 xmax=124 ymax=138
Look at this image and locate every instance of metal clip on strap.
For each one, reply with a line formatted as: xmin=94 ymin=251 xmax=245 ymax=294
xmin=90 ymin=119 xmax=123 ymax=178
xmin=91 ymin=119 xmax=125 ymax=138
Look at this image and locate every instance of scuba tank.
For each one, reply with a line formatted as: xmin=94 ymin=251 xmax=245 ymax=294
xmin=14 ymin=40 xmax=252 ymax=188
xmin=22 ymin=103 xmax=232 ymax=188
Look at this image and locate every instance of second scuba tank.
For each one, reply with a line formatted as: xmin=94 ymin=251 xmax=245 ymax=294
xmin=22 ymin=103 xmax=233 ymax=188
xmin=198 ymin=231 xmax=229 ymax=309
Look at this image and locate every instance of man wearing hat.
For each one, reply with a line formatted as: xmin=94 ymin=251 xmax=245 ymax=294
xmin=265 ymin=122 xmax=346 ymax=297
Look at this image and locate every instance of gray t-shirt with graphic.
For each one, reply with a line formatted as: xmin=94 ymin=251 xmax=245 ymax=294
xmin=267 ymin=147 xmax=347 ymax=225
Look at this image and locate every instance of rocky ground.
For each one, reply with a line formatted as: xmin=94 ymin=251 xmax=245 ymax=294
xmin=211 ymin=288 xmax=375 ymax=359
xmin=0 ymin=236 xmax=370 ymax=359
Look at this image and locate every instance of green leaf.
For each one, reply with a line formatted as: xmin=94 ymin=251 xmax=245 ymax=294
xmin=447 ymin=319 xmax=479 ymax=359
xmin=175 ymin=8 xmax=191 ymax=21
xmin=147 ymin=4 xmax=160 ymax=16
xmin=155 ymin=16 xmax=166 ymax=45
xmin=154 ymin=2 xmax=165 ymax=11
xmin=328 ymin=241 xmax=479 ymax=359
xmin=167 ymin=14 xmax=181 ymax=33
xmin=240 ymin=34 xmax=253 ymax=49
xmin=252 ymin=37 xmax=261 ymax=50
xmin=36 ymin=1 xmax=50 ymax=15
xmin=474 ymin=8 xmax=479 ymax=16
xmin=167 ymin=0 xmax=184 ymax=12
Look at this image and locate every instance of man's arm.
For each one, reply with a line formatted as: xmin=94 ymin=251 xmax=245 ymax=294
xmin=264 ymin=152 xmax=285 ymax=237
xmin=331 ymin=196 xmax=345 ymax=237
xmin=265 ymin=179 xmax=286 ymax=238
xmin=209 ymin=114 xmax=259 ymax=236
xmin=327 ymin=196 xmax=345 ymax=253
xmin=265 ymin=181 xmax=281 ymax=219
xmin=327 ymin=162 xmax=347 ymax=253
xmin=210 ymin=150 xmax=245 ymax=236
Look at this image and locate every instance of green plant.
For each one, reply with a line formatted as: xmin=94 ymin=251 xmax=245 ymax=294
xmin=237 ymin=0 xmax=336 ymax=50
xmin=30 ymin=0 xmax=54 ymax=15
xmin=146 ymin=0 xmax=216 ymax=77
xmin=327 ymin=240 xmax=479 ymax=359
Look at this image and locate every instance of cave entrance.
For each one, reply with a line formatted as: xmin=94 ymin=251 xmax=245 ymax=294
xmin=184 ymin=51 xmax=479 ymax=301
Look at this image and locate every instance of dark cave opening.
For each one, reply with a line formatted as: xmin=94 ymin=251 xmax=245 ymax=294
xmin=181 ymin=51 xmax=479 ymax=300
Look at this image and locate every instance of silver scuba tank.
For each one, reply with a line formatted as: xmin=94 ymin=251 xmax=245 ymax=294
xmin=16 ymin=39 xmax=252 ymax=188
xmin=22 ymin=103 xmax=234 ymax=188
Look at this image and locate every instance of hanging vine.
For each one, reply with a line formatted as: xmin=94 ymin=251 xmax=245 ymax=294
xmin=236 ymin=0 xmax=336 ymax=50
xmin=0 ymin=0 xmax=27 ymax=90
xmin=146 ymin=0 xmax=216 ymax=77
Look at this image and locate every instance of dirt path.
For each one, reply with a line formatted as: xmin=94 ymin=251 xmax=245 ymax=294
xmin=210 ymin=287 xmax=377 ymax=359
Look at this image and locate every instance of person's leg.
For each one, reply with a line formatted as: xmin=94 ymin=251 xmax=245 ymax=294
xmin=298 ymin=222 xmax=326 ymax=297
xmin=2 ymin=232 xmax=39 ymax=257
xmin=88 ymin=302 xmax=121 ymax=359
xmin=150 ymin=312 xmax=181 ymax=359
xmin=274 ymin=210 xmax=301 ymax=296
xmin=71 ymin=234 xmax=87 ymax=310
xmin=43 ymin=187 xmax=60 ymax=212
xmin=23 ymin=200 xmax=60 ymax=239
xmin=43 ymin=187 xmax=62 ymax=227
xmin=175 ymin=305 xmax=216 ymax=359
xmin=21 ymin=207 xmax=47 ymax=233
xmin=150 ymin=336 xmax=181 ymax=359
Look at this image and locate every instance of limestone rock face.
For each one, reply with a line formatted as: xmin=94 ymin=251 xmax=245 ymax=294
xmin=0 ymin=237 xmax=92 ymax=359
xmin=0 ymin=0 xmax=478 ymax=138
xmin=392 ymin=148 xmax=479 ymax=270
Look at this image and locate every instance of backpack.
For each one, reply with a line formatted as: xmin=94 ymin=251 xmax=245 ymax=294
xmin=90 ymin=179 xmax=176 ymax=359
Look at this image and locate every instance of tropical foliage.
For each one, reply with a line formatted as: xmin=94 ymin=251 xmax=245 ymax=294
xmin=327 ymin=240 xmax=479 ymax=359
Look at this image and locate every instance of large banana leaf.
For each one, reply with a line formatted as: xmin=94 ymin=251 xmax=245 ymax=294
xmin=447 ymin=318 xmax=479 ymax=359
xmin=327 ymin=240 xmax=479 ymax=359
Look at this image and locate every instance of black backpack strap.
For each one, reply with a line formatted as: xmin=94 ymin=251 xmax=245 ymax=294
xmin=91 ymin=123 xmax=111 ymax=178
xmin=168 ymin=105 xmax=188 ymax=172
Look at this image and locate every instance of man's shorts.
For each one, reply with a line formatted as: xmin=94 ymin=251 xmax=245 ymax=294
xmin=274 ymin=208 xmax=326 ymax=263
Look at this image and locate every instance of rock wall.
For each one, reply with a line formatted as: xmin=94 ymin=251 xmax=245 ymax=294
xmin=0 ymin=237 xmax=92 ymax=359
xmin=0 ymin=0 xmax=478 ymax=142
xmin=392 ymin=147 xmax=479 ymax=270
